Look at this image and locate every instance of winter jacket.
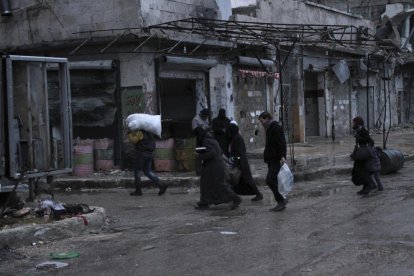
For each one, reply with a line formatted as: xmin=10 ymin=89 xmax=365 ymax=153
xmin=263 ymin=121 xmax=287 ymax=164
xmin=135 ymin=130 xmax=156 ymax=154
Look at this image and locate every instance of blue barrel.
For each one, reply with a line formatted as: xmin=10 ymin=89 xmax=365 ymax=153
xmin=380 ymin=149 xmax=404 ymax=174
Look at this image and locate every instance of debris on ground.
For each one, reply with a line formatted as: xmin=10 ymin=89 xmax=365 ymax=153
xmin=220 ymin=231 xmax=238 ymax=235
xmin=36 ymin=261 xmax=68 ymax=270
xmin=50 ymin=251 xmax=80 ymax=259
xmin=0 ymin=245 xmax=26 ymax=262
xmin=1 ymin=197 xmax=95 ymax=229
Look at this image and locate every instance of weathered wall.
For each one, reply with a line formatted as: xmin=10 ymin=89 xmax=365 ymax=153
xmin=232 ymin=70 xmax=268 ymax=150
xmin=234 ymin=0 xmax=373 ymax=29
xmin=119 ymin=52 xmax=157 ymax=114
xmin=209 ymin=63 xmax=234 ymax=120
xmin=0 ymin=0 xmax=141 ymax=49
xmin=0 ymin=0 xmax=227 ymax=50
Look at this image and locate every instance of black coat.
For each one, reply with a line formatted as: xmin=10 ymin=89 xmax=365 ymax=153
xmin=135 ymin=130 xmax=156 ymax=154
xmin=212 ymin=116 xmax=230 ymax=156
xmin=351 ymin=126 xmax=375 ymax=186
xmin=198 ymin=134 xmax=235 ymax=204
xmin=264 ymin=121 xmax=287 ymax=164
xmin=227 ymin=125 xmax=257 ymax=195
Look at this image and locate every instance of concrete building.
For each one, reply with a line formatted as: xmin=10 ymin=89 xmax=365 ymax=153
xmin=233 ymin=0 xmax=409 ymax=144
xmin=1 ymin=0 xmax=408 ymax=172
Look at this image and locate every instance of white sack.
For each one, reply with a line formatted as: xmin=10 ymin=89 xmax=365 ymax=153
xmin=125 ymin=113 xmax=162 ymax=137
xmin=277 ymin=163 xmax=294 ymax=198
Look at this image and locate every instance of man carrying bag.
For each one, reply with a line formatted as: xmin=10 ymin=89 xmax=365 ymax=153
xmin=258 ymin=112 xmax=288 ymax=212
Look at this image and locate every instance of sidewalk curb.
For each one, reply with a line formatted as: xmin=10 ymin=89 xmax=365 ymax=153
xmin=53 ymin=166 xmax=355 ymax=190
xmin=53 ymin=152 xmax=413 ymax=190
xmin=0 ymin=207 xmax=106 ymax=249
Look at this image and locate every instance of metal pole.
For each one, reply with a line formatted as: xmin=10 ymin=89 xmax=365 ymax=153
xmin=382 ymin=62 xmax=387 ymax=149
xmin=366 ymin=54 xmax=370 ymax=131
xmin=276 ymin=44 xmax=284 ymax=127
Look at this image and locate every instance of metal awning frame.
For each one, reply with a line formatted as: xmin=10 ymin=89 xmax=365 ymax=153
xmin=70 ymin=17 xmax=393 ymax=57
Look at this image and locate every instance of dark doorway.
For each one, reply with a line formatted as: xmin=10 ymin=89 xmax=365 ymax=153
xmin=159 ymin=78 xmax=196 ymax=138
xmin=304 ymin=71 xmax=323 ymax=136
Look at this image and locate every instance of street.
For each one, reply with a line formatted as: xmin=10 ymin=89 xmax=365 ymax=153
xmin=1 ymin=161 xmax=414 ymax=276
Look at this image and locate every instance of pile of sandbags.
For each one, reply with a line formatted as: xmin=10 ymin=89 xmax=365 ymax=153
xmin=125 ymin=113 xmax=161 ymax=137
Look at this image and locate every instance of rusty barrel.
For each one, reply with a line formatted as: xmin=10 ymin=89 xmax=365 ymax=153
xmin=174 ymin=138 xmax=196 ymax=172
xmin=154 ymin=138 xmax=175 ymax=172
xmin=380 ymin=149 xmax=404 ymax=174
xmin=73 ymin=145 xmax=94 ymax=177
xmin=94 ymin=138 xmax=114 ymax=171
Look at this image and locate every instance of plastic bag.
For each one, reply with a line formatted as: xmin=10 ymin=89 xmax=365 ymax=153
xmin=277 ymin=163 xmax=294 ymax=197
xmin=125 ymin=113 xmax=161 ymax=137
xmin=127 ymin=130 xmax=144 ymax=144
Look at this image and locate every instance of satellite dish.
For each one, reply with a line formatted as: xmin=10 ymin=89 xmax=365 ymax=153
xmin=375 ymin=15 xmax=401 ymax=48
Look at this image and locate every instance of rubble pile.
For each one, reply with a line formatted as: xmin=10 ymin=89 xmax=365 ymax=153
xmin=1 ymin=197 xmax=94 ymax=230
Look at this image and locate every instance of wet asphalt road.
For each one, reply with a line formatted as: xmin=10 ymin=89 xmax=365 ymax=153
xmin=1 ymin=161 xmax=414 ymax=276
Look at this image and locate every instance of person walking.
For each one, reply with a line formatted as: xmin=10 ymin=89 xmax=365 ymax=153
xmin=350 ymin=116 xmax=376 ymax=195
xmin=193 ymin=127 xmax=242 ymax=210
xmin=129 ymin=129 xmax=168 ymax=196
xmin=258 ymin=112 xmax=287 ymax=212
xmin=192 ymin=108 xmax=211 ymax=176
xmin=192 ymin=108 xmax=210 ymax=132
xmin=212 ymin=108 xmax=231 ymax=157
xmin=226 ymin=122 xmax=263 ymax=201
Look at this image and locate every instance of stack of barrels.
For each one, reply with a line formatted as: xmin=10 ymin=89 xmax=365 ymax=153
xmin=94 ymin=138 xmax=114 ymax=171
xmin=174 ymin=138 xmax=196 ymax=172
xmin=73 ymin=138 xmax=114 ymax=176
xmin=154 ymin=138 xmax=175 ymax=172
xmin=73 ymin=139 xmax=94 ymax=177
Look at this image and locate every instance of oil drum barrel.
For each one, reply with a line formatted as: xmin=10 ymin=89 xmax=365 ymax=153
xmin=380 ymin=149 xmax=404 ymax=174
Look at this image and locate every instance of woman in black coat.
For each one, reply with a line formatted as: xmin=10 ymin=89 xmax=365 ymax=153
xmin=193 ymin=127 xmax=242 ymax=210
xmin=226 ymin=123 xmax=263 ymax=201
xmin=351 ymin=117 xmax=376 ymax=195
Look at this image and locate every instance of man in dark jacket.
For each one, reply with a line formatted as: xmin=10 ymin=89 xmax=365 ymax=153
xmin=212 ymin=108 xmax=231 ymax=157
xmin=258 ymin=112 xmax=287 ymax=211
xmin=130 ymin=130 xmax=168 ymax=196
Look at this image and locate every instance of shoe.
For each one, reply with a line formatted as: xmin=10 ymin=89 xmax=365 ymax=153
xmin=194 ymin=205 xmax=209 ymax=210
xmin=251 ymin=194 xmax=263 ymax=201
xmin=130 ymin=190 xmax=143 ymax=196
xmin=269 ymin=201 xmax=286 ymax=212
xmin=158 ymin=184 xmax=168 ymax=196
xmin=356 ymin=188 xmax=365 ymax=195
xmin=231 ymin=196 xmax=242 ymax=210
xmin=378 ymin=186 xmax=384 ymax=191
xmin=357 ymin=186 xmax=374 ymax=195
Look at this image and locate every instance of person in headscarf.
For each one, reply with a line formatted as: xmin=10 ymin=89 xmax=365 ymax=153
xmin=226 ymin=122 xmax=263 ymax=201
xmin=192 ymin=108 xmax=211 ymax=175
xmin=192 ymin=108 xmax=210 ymax=131
xmin=212 ymin=108 xmax=231 ymax=157
xmin=193 ymin=127 xmax=242 ymax=210
xmin=351 ymin=116 xmax=376 ymax=195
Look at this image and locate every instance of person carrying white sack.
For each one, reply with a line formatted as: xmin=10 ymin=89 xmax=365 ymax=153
xmin=126 ymin=114 xmax=167 ymax=196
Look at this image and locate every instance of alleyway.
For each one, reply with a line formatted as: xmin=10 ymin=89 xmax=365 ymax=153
xmin=1 ymin=161 xmax=414 ymax=275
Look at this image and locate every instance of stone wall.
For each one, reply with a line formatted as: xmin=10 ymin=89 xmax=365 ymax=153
xmin=0 ymin=0 xmax=228 ymax=50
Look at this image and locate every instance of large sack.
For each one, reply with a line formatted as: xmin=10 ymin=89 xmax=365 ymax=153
xmin=125 ymin=113 xmax=161 ymax=137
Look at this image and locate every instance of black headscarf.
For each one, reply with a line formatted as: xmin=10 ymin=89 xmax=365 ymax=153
xmin=226 ymin=123 xmax=239 ymax=141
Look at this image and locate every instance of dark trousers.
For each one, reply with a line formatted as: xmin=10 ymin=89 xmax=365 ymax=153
xmin=134 ymin=152 xmax=160 ymax=187
xmin=372 ymin=171 xmax=383 ymax=190
xmin=266 ymin=161 xmax=285 ymax=203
